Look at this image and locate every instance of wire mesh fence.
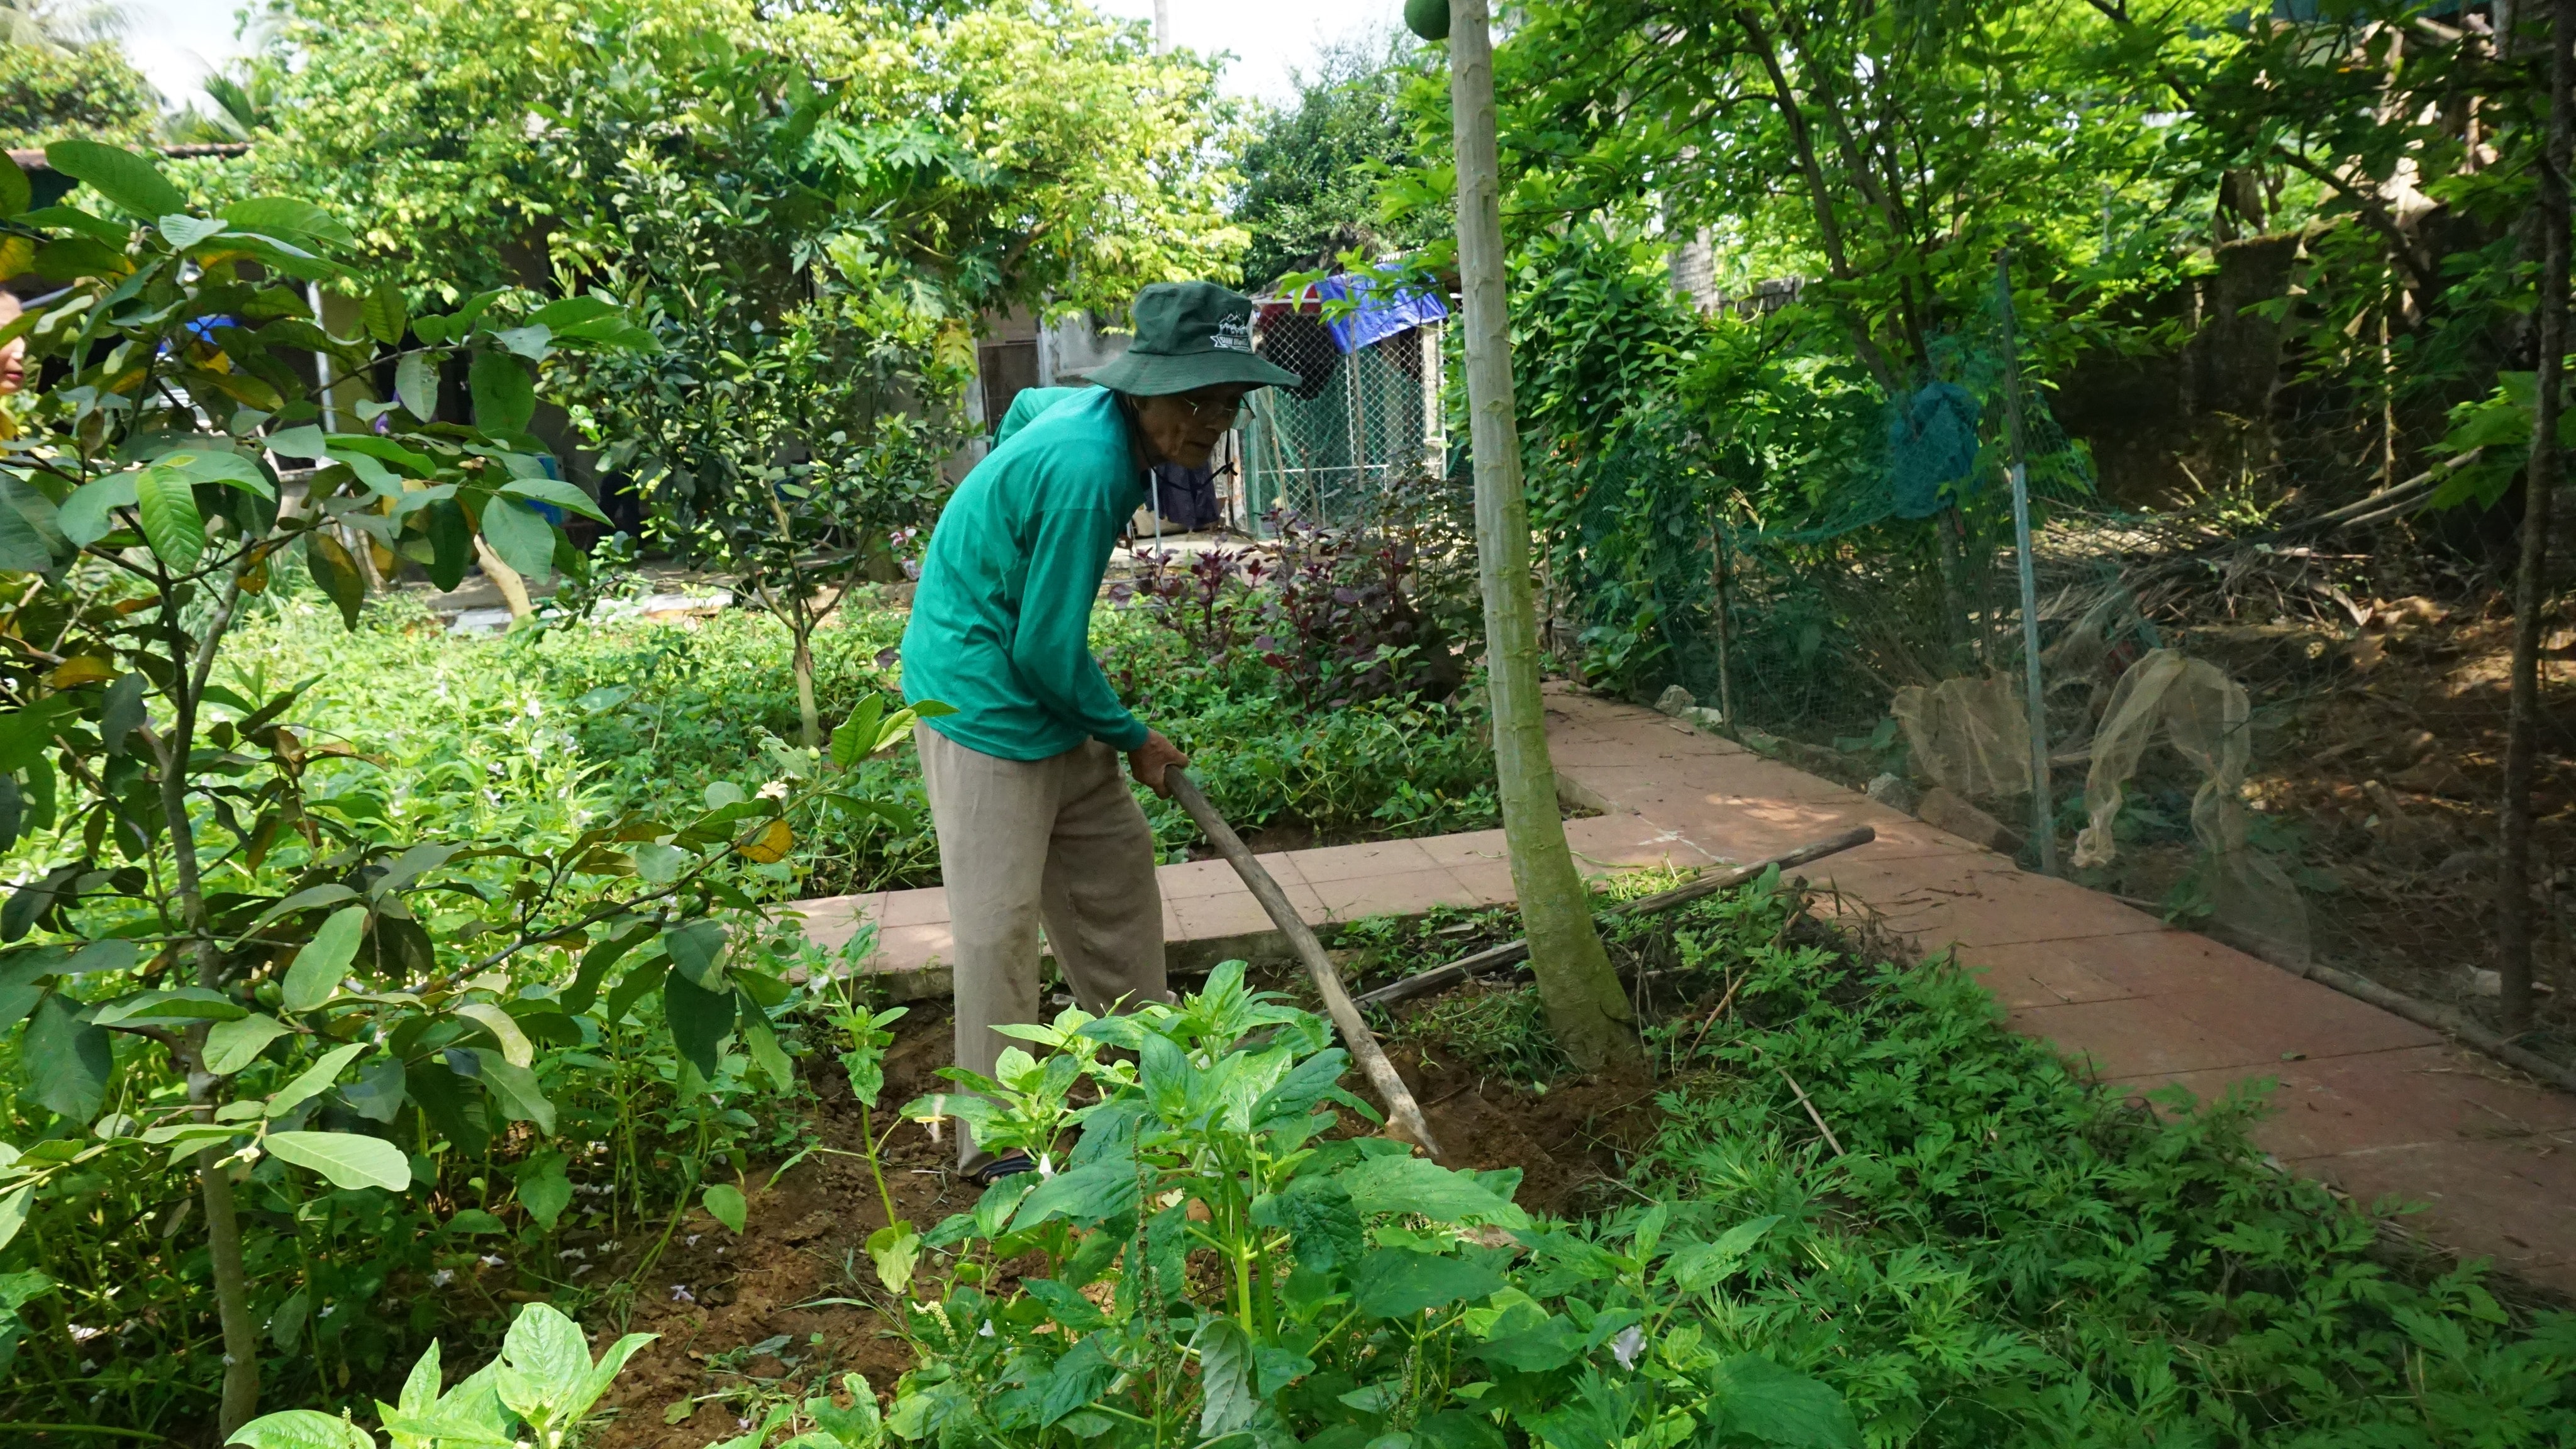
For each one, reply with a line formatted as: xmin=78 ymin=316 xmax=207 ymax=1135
xmin=1241 ymin=317 xmax=1447 ymax=531
xmin=1531 ymin=265 xmax=2314 ymax=962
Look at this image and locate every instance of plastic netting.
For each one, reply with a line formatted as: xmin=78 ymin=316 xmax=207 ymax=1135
xmin=1241 ymin=319 xmax=1447 ymax=530
xmin=1536 ymin=266 xmax=2306 ymax=952
xmin=2072 ymin=650 xmax=2309 ymax=963
xmin=1552 ymin=272 xmax=2122 ymax=728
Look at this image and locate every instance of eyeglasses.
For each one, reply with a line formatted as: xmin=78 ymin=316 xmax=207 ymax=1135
xmin=1181 ymin=392 xmax=1248 ymax=424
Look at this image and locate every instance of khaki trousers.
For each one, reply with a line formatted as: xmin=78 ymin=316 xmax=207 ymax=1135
xmin=914 ymin=725 xmax=1167 ymax=1170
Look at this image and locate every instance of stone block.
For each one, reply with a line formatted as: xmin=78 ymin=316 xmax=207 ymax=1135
xmin=1865 ymin=772 xmax=1921 ymax=813
xmin=1918 ymin=787 xmax=2021 ymax=853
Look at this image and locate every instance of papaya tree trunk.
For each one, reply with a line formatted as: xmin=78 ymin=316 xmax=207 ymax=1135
xmin=2498 ymin=0 xmax=2573 ymax=1033
xmin=1448 ymin=0 xmax=1646 ymax=1077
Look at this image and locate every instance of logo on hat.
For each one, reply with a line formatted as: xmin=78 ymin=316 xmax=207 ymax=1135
xmin=1213 ymin=312 xmax=1253 ymax=353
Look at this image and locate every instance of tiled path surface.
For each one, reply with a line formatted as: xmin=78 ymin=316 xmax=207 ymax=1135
xmin=787 ymin=806 xmax=1728 ymax=991
xmin=793 ymin=684 xmax=2576 ymax=1292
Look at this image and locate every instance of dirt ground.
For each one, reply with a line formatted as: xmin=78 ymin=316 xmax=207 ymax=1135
xmin=579 ymin=974 xmax=1659 ymax=1448
xmin=2128 ymin=591 xmax=2576 ymax=1053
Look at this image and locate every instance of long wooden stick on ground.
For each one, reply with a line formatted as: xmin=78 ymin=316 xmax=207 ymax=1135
xmin=1167 ymin=769 xmax=1441 ymax=1158
xmin=1353 ymin=826 xmax=1877 ymax=1008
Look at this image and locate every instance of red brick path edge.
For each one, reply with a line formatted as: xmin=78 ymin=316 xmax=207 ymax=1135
xmin=789 ymin=682 xmax=2576 ymax=1293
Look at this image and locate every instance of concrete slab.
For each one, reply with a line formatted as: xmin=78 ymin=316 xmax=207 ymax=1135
xmin=1309 ymin=867 xmax=1479 ymax=923
xmin=1418 ymin=828 xmax=1512 ymax=867
xmin=1291 ymin=838 xmax=1447 ymax=884
xmin=2292 ymin=1138 xmax=2576 ymax=1286
xmin=2008 ymin=995 xmax=2292 ymax=1078
xmin=2112 ymin=1045 xmax=2576 ymax=1160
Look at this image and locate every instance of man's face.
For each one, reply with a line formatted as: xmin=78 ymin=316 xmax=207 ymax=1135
xmin=1134 ymin=385 xmax=1252 ymax=470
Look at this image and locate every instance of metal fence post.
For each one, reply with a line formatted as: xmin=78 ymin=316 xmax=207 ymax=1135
xmin=1996 ymin=248 xmax=2058 ymax=874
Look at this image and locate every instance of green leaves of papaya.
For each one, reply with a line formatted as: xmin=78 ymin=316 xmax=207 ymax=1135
xmin=1338 ymin=1151 xmax=1531 ymax=1229
xmin=394 ymin=351 xmax=438 ymax=421
xmin=203 ymin=1013 xmax=289 ymax=1075
xmin=0 ymin=475 xmax=67 ymax=572
xmin=24 ymin=992 xmax=109 ymax=1121
xmin=219 ymin=197 xmax=356 ymax=248
xmin=362 ymin=278 xmax=408 ymax=345
xmin=306 ymin=531 xmax=366 ymax=630
xmin=157 ymin=214 xmax=226 ymax=250
xmin=264 ymin=1042 xmax=368 ymax=1119
xmin=55 ymin=450 xmax=273 ymax=564
xmin=477 ymin=496 xmax=558 ymax=583
xmin=1191 ymin=1317 xmax=1258 ymax=1438
xmin=500 ymin=475 xmax=609 ymax=523
xmin=663 ymin=919 xmax=728 ymax=988
xmin=132 ymin=463 xmax=205 ymax=569
xmin=219 ymin=1407 xmax=377 ymax=1449
xmin=663 ymin=969 xmax=735 ymax=1080
xmin=1352 ymin=1247 xmax=1506 ymax=1319
xmin=828 ymin=692 xmax=953 ymax=769
xmin=493 ymin=1301 xmax=657 ymax=1438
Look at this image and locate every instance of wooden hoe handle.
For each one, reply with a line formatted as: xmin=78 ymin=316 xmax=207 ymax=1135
xmin=1165 ymin=769 xmax=1443 ymax=1159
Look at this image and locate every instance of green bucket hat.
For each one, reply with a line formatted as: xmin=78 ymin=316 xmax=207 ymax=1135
xmin=1089 ymin=281 xmax=1301 ymax=396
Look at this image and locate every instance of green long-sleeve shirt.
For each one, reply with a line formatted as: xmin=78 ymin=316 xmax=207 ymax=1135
xmin=995 ymin=386 xmax=1084 ymax=448
xmin=902 ymin=387 xmax=1148 ymax=760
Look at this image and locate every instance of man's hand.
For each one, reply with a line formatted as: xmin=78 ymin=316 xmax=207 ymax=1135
xmin=1127 ymin=730 xmax=1189 ymax=798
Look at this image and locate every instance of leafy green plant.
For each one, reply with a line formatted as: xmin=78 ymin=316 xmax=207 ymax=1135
xmin=1586 ymin=879 xmax=2576 ymax=1448
xmin=223 ymin=1299 xmax=653 ymax=1449
xmin=0 ymin=140 xmax=937 ymax=1433
xmin=881 ymin=961 xmax=1855 ymax=1447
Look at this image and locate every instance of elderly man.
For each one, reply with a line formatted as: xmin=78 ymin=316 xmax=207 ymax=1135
xmin=901 ymin=281 xmax=1297 ymax=1180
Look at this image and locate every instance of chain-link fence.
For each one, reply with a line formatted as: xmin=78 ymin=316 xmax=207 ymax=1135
xmin=1241 ymin=315 xmax=1446 ymax=531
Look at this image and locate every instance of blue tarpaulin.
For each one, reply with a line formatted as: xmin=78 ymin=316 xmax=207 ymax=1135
xmin=1267 ymin=273 xmax=1449 ymax=354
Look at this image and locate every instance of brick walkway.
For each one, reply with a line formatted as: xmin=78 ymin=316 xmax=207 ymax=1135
xmin=792 ymin=684 xmax=2576 ymax=1292
xmin=1544 ymin=684 xmax=2576 ymax=1294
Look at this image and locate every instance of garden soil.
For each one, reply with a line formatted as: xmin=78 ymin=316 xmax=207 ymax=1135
xmin=581 ymin=983 xmax=1654 ymax=1447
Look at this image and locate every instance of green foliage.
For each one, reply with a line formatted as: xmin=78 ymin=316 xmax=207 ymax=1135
xmin=0 ymin=144 xmax=933 ymax=1433
xmin=1233 ymin=28 xmax=1445 ymax=290
xmin=1570 ymin=880 xmax=2576 ymax=1446
xmin=242 ymin=0 xmax=1251 ymax=744
xmin=0 ymin=40 xmax=158 ymax=150
xmin=254 ymin=0 xmax=1246 ymax=315
xmin=885 ymin=961 xmax=1857 ymax=1448
xmin=225 ymin=1300 xmax=655 ymax=1449
xmin=1361 ymin=0 xmax=2575 ymax=735
xmin=1101 ymin=612 xmax=1501 ymax=856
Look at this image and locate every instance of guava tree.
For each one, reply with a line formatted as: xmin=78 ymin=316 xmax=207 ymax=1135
xmin=537 ymin=32 xmax=985 ymax=746
xmin=0 ymin=142 xmax=922 ymax=1433
xmin=245 ymin=0 xmax=1253 ymax=745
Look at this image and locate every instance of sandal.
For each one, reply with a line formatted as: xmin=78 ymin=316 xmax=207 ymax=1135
xmin=967 ymin=1152 xmax=1035 ymax=1186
